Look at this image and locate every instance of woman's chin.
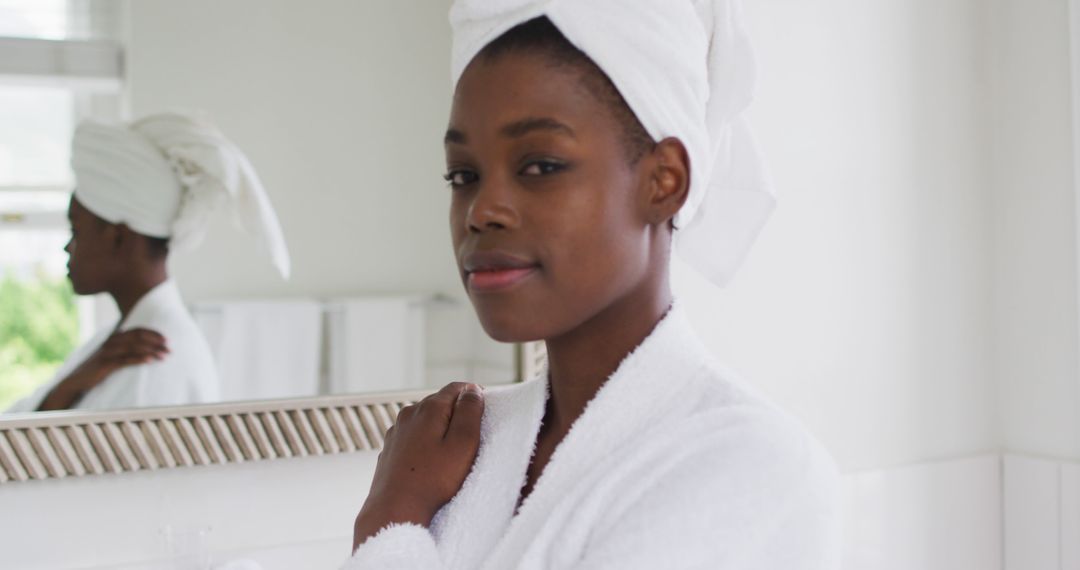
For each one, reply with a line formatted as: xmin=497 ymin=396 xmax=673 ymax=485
xmin=474 ymin=311 xmax=549 ymax=344
xmin=480 ymin=324 xmax=541 ymax=344
xmin=68 ymin=276 xmax=101 ymax=297
xmin=68 ymin=277 xmax=87 ymax=295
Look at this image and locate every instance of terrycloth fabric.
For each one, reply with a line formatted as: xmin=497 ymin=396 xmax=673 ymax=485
xmin=343 ymin=305 xmax=841 ymax=569
xmin=71 ymin=112 xmax=291 ymax=278
xmin=5 ymin=280 xmax=220 ymax=412
xmin=449 ymin=0 xmax=774 ymax=287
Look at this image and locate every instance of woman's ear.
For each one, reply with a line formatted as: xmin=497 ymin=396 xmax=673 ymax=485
xmin=644 ymin=137 xmax=691 ymax=227
xmin=110 ymin=223 xmax=132 ymax=252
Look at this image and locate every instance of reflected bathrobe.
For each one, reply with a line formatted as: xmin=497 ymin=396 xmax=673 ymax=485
xmin=6 ymin=280 xmax=219 ymax=412
xmin=344 ymin=305 xmax=841 ymax=569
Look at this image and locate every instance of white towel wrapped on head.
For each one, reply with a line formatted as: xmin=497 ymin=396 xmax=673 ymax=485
xmin=450 ymin=0 xmax=774 ymax=287
xmin=71 ymin=112 xmax=291 ymax=279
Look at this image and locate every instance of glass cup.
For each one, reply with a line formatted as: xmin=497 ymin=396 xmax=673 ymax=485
xmin=160 ymin=524 xmax=212 ymax=570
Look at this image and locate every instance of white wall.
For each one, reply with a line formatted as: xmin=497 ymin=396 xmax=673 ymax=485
xmin=987 ymin=0 xmax=1080 ymax=462
xmin=125 ymin=0 xmax=515 ymax=385
xmin=677 ymin=0 xmax=996 ymax=472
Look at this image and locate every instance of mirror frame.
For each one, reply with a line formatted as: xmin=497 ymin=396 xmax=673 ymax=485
xmin=0 ymin=339 xmax=547 ymax=484
xmin=0 ymin=390 xmax=429 ymax=484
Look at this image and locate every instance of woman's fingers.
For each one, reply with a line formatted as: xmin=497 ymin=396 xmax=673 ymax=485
xmin=123 ymin=330 xmax=169 ymax=358
xmin=117 ymin=354 xmax=157 ymax=366
xmin=128 ymin=328 xmax=167 ymax=346
xmin=129 ymin=331 xmax=169 ymax=354
xmin=119 ymin=343 xmax=167 ymax=362
xmin=411 ymin=383 xmax=470 ymax=432
xmin=356 ymin=382 xmax=486 ymax=539
xmin=121 ymin=329 xmax=168 ymax=349
xmin=97 ymin=330 xmax=170 ymax=368
xmin=447 ymin=384 xmax=484 ymax=445
xmin=394 ymin=382 xmax=484 ymax=442
xmin=395 ymin=404 xmax=417 ymax=423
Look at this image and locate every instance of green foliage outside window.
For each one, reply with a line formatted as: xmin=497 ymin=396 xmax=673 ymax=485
xmin=0 ymin=272 xmax=79 ymax=410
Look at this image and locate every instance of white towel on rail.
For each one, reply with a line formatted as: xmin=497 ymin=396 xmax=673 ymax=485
xmin=327 ymin=297 xmax=426 ymax=394
xmin=194 ymin=299 xmax=322 ymax=401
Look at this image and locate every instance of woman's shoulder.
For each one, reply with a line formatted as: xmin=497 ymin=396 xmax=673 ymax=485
xmin=648 ymin=359 xmax=840 ymax=493
xmin=591 ymin=398 xmax=842 ymax=569
xmin=685 ymin=399 xmax=838 ymax=489
xmin=578 ymin=364 xmax=841 ymax=565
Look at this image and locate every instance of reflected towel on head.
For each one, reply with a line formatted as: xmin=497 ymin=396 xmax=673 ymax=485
xmin=71 ymin=111 xmax=291 ymax=279
xmin=450 ymin=0 xmax=774 ymax=286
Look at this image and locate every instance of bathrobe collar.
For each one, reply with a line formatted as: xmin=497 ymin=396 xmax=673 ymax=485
xmin=119 ymin=279 xmax=184 ymax=331
xmin=432 ymin=302 xmax=712 ymax=567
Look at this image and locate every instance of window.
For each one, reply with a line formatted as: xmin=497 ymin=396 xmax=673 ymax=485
xmin=0 ymin=0 xmax=124 ymax=410
xmin=0 ymin=0 xmax=124 ymax=41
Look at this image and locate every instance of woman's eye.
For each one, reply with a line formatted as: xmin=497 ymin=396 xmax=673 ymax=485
xmin=443 ymin=169 xmax=478 ymax=188
xmin=520 ymin=160 xmax=566 ymax=176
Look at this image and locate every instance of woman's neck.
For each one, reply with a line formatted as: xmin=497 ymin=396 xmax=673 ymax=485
xmin=111 ymin=268 xmax=168 ymax=321
xmin=542 ymin=278 xmax=673 ymax=434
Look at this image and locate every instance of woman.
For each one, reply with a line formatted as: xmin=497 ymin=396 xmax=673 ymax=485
xmin=347 ymin=2 xmax=839 ymax=568
xmin=6 ymin=112 xmax=290 ymax=412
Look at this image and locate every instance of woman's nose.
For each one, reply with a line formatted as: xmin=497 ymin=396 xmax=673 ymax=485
xmin=466 ymin=181 xmax=518 ymax=233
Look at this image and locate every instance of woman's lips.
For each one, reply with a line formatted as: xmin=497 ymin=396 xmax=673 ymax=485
xmin=462 ymin=251 xmax=539 ymax=293
xmin=467 ymin=266 xmax=538 ymax=292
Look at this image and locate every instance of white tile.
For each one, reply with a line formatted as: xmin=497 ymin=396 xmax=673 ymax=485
xmin=1063 ymin=462 xmax=1080 ymax=570
xmin=1003 ymin=455 xmax=1060 ymax=570
xmin=842 ymin=455 xmax=1002 ymax=570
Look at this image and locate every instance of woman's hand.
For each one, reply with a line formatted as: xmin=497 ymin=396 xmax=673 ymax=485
xmin=353 ymin=382 xmax=485 ymax=549
xmin=38 ymin=328 xmax=169 ymax=411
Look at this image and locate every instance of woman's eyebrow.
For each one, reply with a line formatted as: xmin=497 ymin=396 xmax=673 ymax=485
xmin=445 ymin=128 xmax=467 ymax=145
xmin=500 ymin=117 xmax=575 ymax=139
xmin=444 ymin=117 xmax=575 ymax=146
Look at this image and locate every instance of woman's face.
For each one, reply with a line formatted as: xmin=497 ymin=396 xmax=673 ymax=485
xmin=446 ymin=52 xmax=662 ymax=343
xmin=65 ymin=196 xmax=115 ymax=295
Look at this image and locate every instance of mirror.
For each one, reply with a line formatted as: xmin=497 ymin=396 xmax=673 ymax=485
xmin=0 ymin=0 xmax=530 ymax=414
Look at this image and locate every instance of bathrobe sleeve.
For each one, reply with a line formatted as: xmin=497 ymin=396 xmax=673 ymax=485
xmin=344 ymin=523 xmax=443 ymax=569
xmin=3 ymin=330 xmax=109 ymax=413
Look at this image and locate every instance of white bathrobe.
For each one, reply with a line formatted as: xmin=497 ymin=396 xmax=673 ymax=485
xmin=344 ymin=305 xmax=840 ymax=569
xmin=6 ymin=280 xmax=220 ymax=412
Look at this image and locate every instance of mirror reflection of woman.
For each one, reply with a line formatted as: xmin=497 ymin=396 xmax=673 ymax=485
xmin=6 ymin=112 xmax=290 ymax=413
xmin=346 ymin=1 xmax=840 ymax=568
